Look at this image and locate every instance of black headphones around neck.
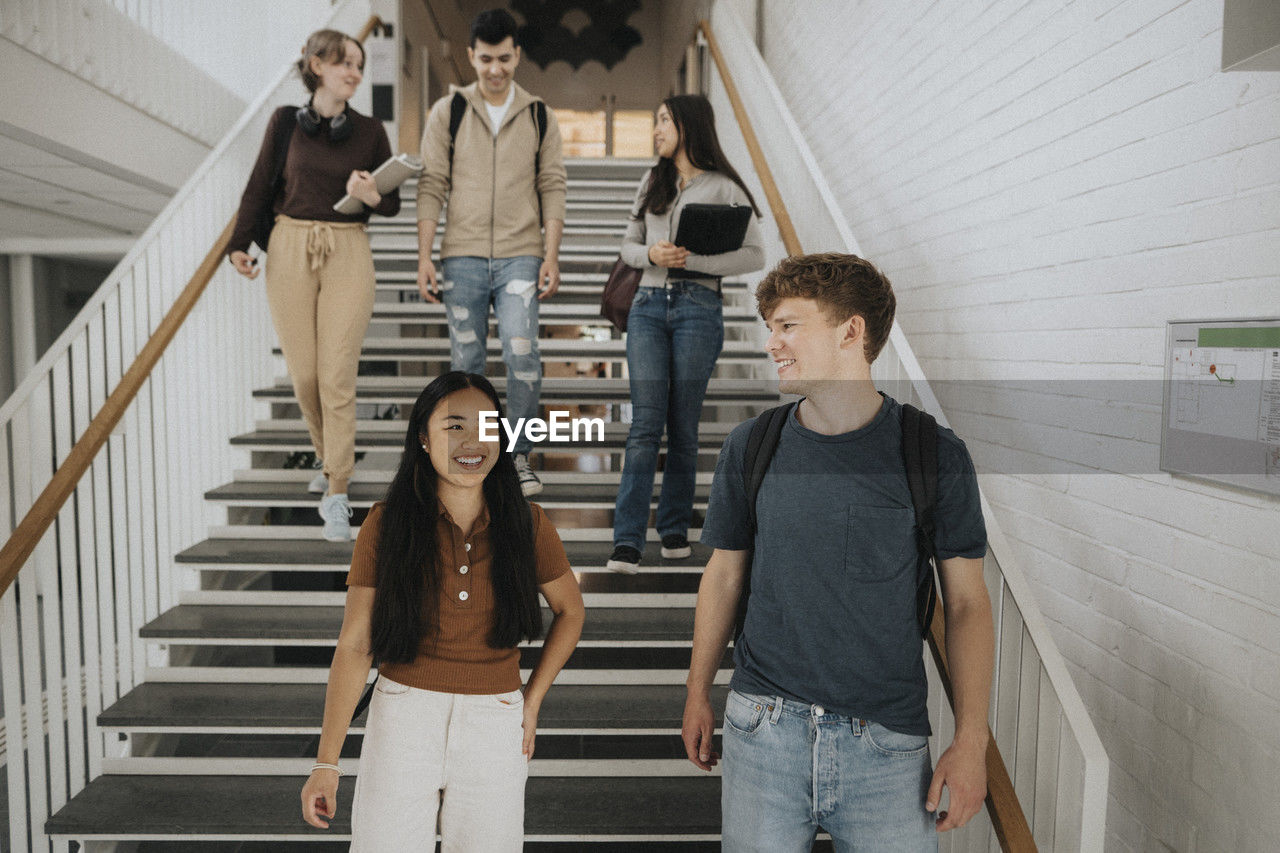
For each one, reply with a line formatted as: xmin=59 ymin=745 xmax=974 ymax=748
xmin=297 ymin=101 xmax=352 ymax=142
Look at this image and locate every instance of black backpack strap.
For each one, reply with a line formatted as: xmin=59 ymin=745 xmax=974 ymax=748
xmin=447 ymin=91 xmax=467 ymax=181
xmin=901 ymin=403 xmax=940 ymax=638
xmin=734 ymin=403 xmax=794 ymax=640
xmin=744 ymin=404 xmax=793 ymax=534
xmin=269 ymin=106 xmax=296 ymax=186
xmin=531 ymin=100 xmax=548 ymax=225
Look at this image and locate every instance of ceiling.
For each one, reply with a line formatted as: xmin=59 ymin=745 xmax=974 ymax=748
xmin=0 ymin=131 xmax=170 ymax=243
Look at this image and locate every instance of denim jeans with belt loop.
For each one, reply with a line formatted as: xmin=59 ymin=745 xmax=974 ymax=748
xmin=612 ymin=281 xmax=725 ymax=551
xmin=720 ymin=689 xmax=938 ymax=852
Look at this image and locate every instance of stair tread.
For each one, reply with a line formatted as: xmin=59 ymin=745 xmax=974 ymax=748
xmin=252 ymin=377 xmax=780 ymax=404
xmin=204 ymin=480 xmax=711 ymax=504
xmin=176 ymin=538 xmax=713 ymax=568
xmin=46 ymin=775 xmax=721 ymax=836
xmin=140 ymin=605 xmax=694 ymax=642
xmin=99 ymin=683 xmax=728 ymax=729
xmin=272 ymin=337 xmax=769 ymax=356
xmin=229 ymin=421 xmax=736 ymax=449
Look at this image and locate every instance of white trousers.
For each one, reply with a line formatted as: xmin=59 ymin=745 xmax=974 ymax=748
xmin=349 ymin=679 xmax=528 ymax=852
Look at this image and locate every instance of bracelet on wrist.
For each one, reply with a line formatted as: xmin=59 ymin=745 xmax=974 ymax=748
xmin=311 ymin=762 xmax=343 ymax=776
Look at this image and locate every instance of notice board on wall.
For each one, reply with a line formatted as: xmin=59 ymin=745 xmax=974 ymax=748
xmin=1162 ymin=319 xmax=1280 ymax=497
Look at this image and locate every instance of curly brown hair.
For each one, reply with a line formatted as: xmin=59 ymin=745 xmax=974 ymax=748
xmin=756 ymin=253 xmax=896 ymax=364
xmin=297 ymin=30 xmax=364 ymax=93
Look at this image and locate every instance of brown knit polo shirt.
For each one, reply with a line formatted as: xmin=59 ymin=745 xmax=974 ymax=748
xmin=346 ymin=501 xmax=571 ymax=694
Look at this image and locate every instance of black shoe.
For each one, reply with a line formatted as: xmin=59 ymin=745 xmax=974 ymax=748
xmin=513 ymin=453 xmax=543 ymax=497
xmin=660 ymin=534 xmax=692 ymax=559
xmin=606 ymin=545 xmax=642 ymax=574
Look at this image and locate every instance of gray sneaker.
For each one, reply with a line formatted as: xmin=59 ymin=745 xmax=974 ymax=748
xmin=319 ymin=493 xmax=352 ymax=542
xmin=513 ymin=453 xmax=543 ymax=497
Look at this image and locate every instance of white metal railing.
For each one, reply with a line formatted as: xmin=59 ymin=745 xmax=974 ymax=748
xmin=705 ymin=5 xmax=1109 ymax=851
xmin=0 ymin=0 xmax=244 ymax=147
xmin=0 ymin=2 xmax=371 ymax=850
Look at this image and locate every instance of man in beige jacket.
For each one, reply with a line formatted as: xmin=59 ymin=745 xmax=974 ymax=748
xmin=416 ymin=8 xmax=567 ymax=496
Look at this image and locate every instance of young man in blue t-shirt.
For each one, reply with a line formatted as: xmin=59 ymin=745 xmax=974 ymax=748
xmin=683 ymin=253 xmax=994 ymax=851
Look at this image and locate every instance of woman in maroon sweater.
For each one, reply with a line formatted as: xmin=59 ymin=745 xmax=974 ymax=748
xmin=229 ymin=29 xmax=400 ymax=541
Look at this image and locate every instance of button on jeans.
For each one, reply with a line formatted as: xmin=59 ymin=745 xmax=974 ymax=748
xmin=441 ymin=255 xmax=542 ymax=455
xmin=613 ymin=282 xmax=725 ymax=551
xmin=721 ymin=690 xmax=937 ymax=852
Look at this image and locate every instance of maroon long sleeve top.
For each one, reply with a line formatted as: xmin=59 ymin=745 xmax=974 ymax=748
xmin=228 ymin=104 xmax=401 ymax=255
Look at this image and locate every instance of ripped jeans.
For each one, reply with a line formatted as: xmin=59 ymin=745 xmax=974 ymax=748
xmin=441 ymin=255 xmax=542 ymax=455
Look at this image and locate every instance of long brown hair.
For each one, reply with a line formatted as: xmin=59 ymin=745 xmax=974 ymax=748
xmin=639 ymin=94 xmax=760 ymax=217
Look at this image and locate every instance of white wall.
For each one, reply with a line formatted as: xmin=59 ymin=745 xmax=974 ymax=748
xmin=754 ymin=1 xmax=1280 ymax=851
xmin=457 ymin=0 xmax=665 ymax=111
xmin=107 ymin=0 xmax=334 ymax=102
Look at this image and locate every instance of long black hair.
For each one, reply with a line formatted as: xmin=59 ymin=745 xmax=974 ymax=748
xmin=370 ymin=372 xmax=543 ymax=664
xmin=640 ymin=94 xmax=761 ymax=217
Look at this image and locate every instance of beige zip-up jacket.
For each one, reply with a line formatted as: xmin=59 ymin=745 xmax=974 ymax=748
xmin=417 ymin=82 xmax=567 ymax=259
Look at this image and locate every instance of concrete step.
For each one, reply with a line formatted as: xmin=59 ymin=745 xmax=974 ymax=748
xmin=268 ymin=337 xmax=771 ymax=365
xmin=122 ymin=843 xmax=769 ymax=852
xmin=140 ymin=606 xmax=695 ymax=646
xmin=371 ymin=229 xmax=628 ymax=252
xmin=367 ymin=300 xmax=758 ymax=323
xmin=174 ymin=588 xmax=699 ymax=613
xmin=203 ymin=479 xmax=712 ymax=511
xmin=46 ymin=775 xmax=723 ymax=842
xmin=253 ymin=376 xmax=778 ymax=406
xmin=98 ymin=682 xmax=728 ymax=734
xmin=229 ymin=420 xmax=737 ymax=453
xmin=175 ymin=538 xmax=713 ymax=574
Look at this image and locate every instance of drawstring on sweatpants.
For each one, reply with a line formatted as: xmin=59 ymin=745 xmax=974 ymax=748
xmin=306 ymin=221 xmax=337 ymax=272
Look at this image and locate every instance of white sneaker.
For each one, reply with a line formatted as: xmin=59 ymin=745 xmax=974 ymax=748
xmin=513 ymin=453 xmax=543 ymax=497
xmin=319 ymin=493 xmax=352 ymax=542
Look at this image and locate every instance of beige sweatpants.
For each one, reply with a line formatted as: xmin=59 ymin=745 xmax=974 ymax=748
xmin=264 ymin=215 xmax=376 ymax=489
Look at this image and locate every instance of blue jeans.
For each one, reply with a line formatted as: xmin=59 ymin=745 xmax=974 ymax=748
xmin=721 ymin=690 xmax=937 ymax=852
xmin=441 ymin=256 xmax=542 ymax=456
xmin=613 ymin=282 xmax=724 ymax=551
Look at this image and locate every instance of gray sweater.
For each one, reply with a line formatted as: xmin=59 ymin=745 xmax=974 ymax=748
xmin=619 ymin=169 xmax=766 ymax=291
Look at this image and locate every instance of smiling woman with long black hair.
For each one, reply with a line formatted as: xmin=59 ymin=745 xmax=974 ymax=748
xmin=298 ymin=371 xmax=585 ymax=851
xmin=607 ymin=94 xmax=765 ymax=574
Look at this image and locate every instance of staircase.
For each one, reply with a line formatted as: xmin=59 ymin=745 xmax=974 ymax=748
xmin=44 ymin=158 xmax=823 ymax=849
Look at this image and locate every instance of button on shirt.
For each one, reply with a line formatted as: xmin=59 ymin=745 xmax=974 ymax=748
xmin=346 ymin=500 xmax=572 ymax=694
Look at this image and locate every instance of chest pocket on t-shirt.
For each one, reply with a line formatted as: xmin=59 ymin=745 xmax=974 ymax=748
xmin=844 ymin=504 xmax=916 ymax=582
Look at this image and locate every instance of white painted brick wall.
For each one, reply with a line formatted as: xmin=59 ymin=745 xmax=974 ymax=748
xmin=758 ymin=1 xmax=1280 ymax=850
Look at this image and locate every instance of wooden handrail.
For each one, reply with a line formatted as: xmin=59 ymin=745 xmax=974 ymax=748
xmin=697 ymin=21 xmax=802 ymax=257
xmin=929 ymin=597 xmax=1038 ymax=850
xmin=698 ymin=19 xmax=1037 ymax=851
xmin=0 ymin=14 xmax=385 ymax=600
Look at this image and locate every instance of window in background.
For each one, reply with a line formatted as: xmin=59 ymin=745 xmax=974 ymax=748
xmin=553 ymin=109 xmax=606 ymax=157
xmin=613 ymin=110 xmax=654 ymax=158
xmin=552 ymin=109 xmax=654 ymax=158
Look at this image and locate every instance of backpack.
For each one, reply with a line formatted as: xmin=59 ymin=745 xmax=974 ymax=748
xmin=249 ymin=105 xmax=298 ymax=253
xmin=736 ymin=400 xmax=941 ymax=642
xmin=447 ymin=92 xmax=548 ymax=220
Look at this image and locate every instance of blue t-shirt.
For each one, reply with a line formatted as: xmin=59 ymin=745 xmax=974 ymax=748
xmin=700 ymin=395 xmax=987 ymax=735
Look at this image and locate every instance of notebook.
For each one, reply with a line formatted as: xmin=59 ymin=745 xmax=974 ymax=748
xmin=332 ymin=153 xmax=423 ymax=214
xmin=673 ymin=203 xmax=753 ymax=255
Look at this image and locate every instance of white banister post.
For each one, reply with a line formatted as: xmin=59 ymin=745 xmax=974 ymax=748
xmin=9 ymin=254 xmax=36 ymax=382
